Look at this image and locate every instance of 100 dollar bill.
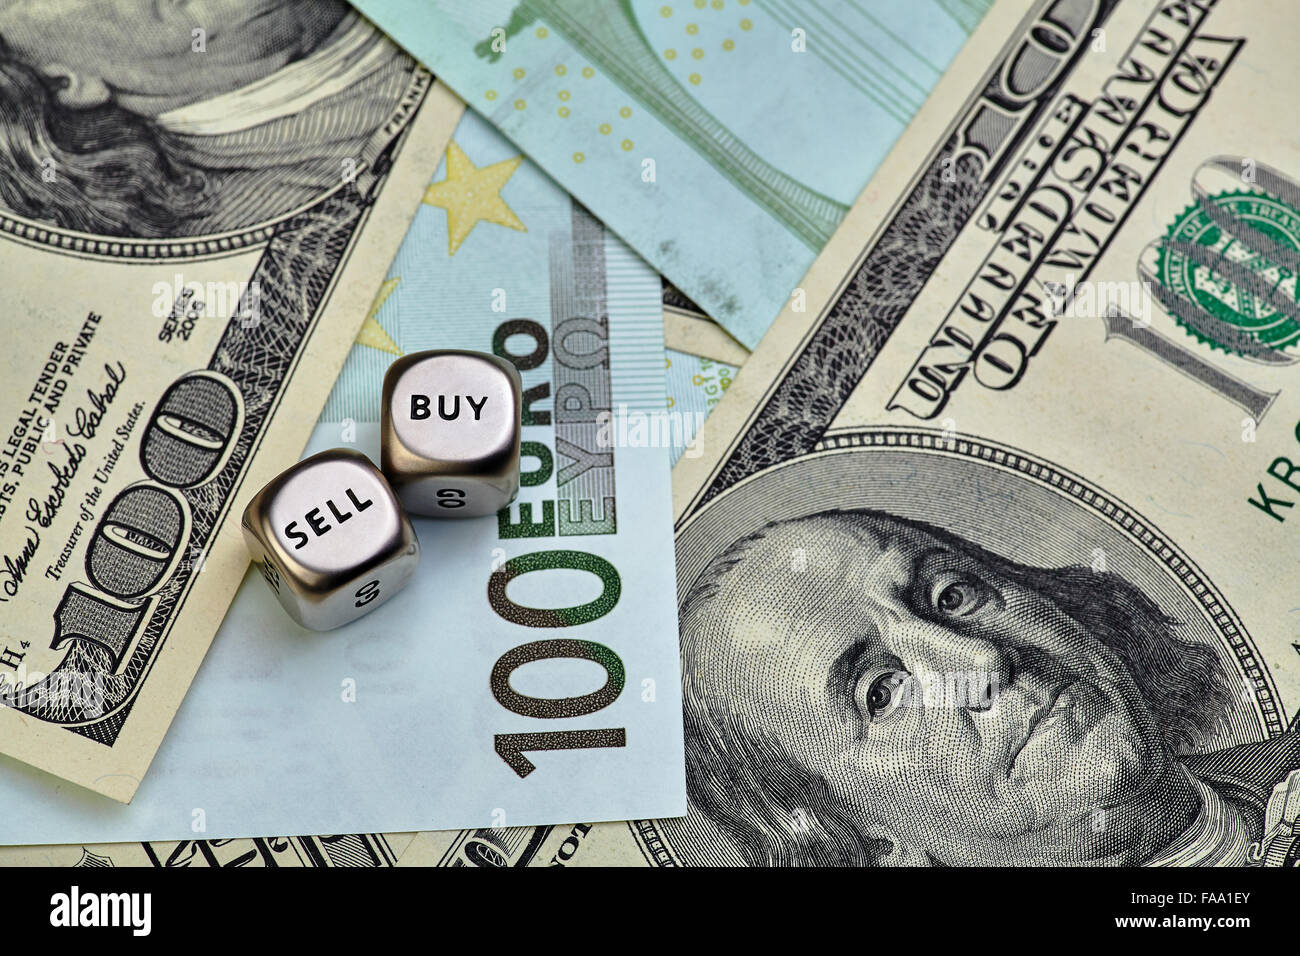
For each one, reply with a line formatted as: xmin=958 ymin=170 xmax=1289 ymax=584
xmin=658 ymin=0 xmax=1300 ymax=867
xmin=0 ymin=5 xmax=458 ymax=801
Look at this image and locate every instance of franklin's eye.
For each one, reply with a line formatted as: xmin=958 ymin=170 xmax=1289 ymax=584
xmin=929 ymin=573 xmax=988 ymax=618
xmin=856 ymin=668 xmax=911 ymax=722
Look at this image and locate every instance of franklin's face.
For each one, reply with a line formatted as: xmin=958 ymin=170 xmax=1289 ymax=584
xmin=0 ymin=0 xmax=347 ymax=115
xmin=685 ymin=513 xmax=1181 ymax=865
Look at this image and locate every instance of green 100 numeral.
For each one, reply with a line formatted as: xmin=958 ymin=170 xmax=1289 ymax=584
xmin=487 ymin=550 xmax=627 ymax=777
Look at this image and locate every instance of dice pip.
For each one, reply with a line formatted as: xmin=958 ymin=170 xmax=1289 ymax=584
xmin=241 ymin=448 xmax=419 ymax=631
xmin=381 ymin=350 xmax=522 ymax=517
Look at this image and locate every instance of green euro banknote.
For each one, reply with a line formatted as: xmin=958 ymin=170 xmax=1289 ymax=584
xmin=664 ymin=349 xmax=738 ymax=464
xmin=0 ymin=106 xmax=686 ymax=844
xmin=351 ymin=0 xmax=991 ymax=348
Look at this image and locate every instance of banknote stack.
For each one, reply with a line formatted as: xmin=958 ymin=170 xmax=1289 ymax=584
xmin=1 ymin=0 xmax=1298 ymax=876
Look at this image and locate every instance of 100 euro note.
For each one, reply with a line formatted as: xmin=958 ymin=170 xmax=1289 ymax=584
xmin=352 ymin=0 xmax=992 ymax=348
xmin=0 ymin=106 xmax=685 ymax=845
xmin=0 ymin=5 xmax=459 ymax=802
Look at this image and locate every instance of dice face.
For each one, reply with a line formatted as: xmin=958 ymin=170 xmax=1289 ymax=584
xmin=241 ymin=448 xmax=419 ymax=631
xmin=381 ymin=350 xmax=522 ymax=517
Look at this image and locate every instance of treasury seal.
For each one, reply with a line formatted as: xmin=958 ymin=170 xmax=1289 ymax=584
xmin=1149 ymin=189 xmax=1300 ymax=357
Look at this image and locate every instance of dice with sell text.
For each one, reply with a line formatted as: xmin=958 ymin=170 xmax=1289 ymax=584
xmin=241 ymin=448 xmax=419 ymax=630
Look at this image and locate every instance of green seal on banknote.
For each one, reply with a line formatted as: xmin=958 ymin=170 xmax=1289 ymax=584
xmin=1154 ymin=189 xmax=1300 ymax=355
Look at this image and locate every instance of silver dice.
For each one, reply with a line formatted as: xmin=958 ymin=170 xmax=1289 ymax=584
xmin=241 ymin=448 xmax=419 ymax=631
xmin=381 ymin=350 xmax=522 ymax=517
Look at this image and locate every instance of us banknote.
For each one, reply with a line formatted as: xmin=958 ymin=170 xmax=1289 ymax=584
xmin=662 ymin=281 xmax=750 ymax=366
xmin=406 ymin=0 xmax=1300 ymax=867
xmin=0 ymin=1 xmax=459 ymax=801
xmin=351 ymin=0 xmax=992 ymax=348
xmin=0 ymin=832 xmax=413 ymax=868
xmin=0 ymin=106 xmax=685 ymax=845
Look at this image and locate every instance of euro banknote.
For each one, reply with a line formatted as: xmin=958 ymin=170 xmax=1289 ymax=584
xmin=663 ymin=350 xmax=740 ymax=464
xmin=351 ymin=0 xmax=992 ymax=347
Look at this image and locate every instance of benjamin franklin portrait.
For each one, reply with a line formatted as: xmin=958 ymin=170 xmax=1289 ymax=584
xmin=0 ymin=0 xmax=416 ymax=239
xmin=675 ymin=506 xmax=1300 ymax=866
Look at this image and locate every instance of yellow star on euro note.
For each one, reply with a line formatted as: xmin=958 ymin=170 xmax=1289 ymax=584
xmin=355 ymin=277 xmax=402 ymax=354
xmin=423 ymin=141 xmax=526 ymax=255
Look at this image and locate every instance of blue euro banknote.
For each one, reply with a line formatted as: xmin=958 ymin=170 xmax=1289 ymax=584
xmin=352 ymin=0 xmax=991 ymax=347
xmin=0 ymin=109 xmax=687 ymax=843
